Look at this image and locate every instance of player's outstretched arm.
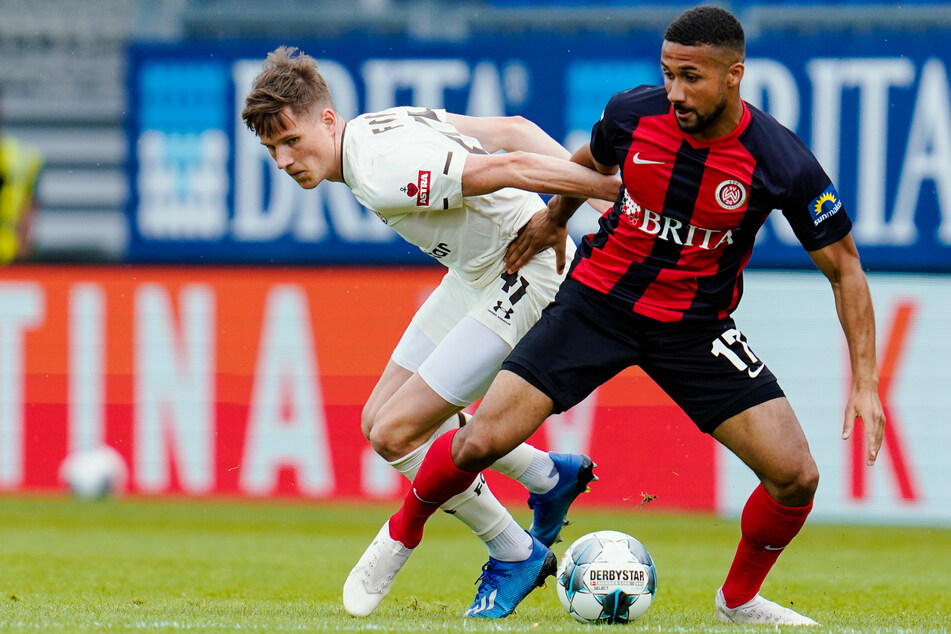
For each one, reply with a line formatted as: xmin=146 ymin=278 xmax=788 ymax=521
xmin=445 ymin=113 xmax=570 ymax=158
xmin=809 ymin=234 xmax=886 ymax=466
xmin=449 ymin=113 xmax=616 ymax=223
xmin=504 ymin=144 xmax=618 ymax=274
xmin=461 ymin=150 xmax=620 ymax=202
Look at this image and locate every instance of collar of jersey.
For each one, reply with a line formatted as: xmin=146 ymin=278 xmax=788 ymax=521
xmin=666 ymin=100 xmax=751 ymax=149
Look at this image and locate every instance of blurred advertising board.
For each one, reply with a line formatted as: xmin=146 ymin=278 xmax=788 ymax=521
xmin=127 ymin=29 xmax=951 ymax=270
xmin=0 ymin=265 xmax=713 ymax=510
xmin=1 ymin=266 xmax=949 ymax=525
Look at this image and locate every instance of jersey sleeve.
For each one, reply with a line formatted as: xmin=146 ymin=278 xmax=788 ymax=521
xmin=349 ymin=128 xmax=466 ymax=214
xmin=777 ymin=140 xmax=852 ymax=252
xmin=589 ymin=91 xmax=627 ymax=167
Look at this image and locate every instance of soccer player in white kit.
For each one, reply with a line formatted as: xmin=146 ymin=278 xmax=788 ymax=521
xmin=242 ymin=46 xmax=621 ymax=618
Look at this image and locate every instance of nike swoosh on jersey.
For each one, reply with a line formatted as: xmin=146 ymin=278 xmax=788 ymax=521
xmin=748 ymin=364 xmax=766 ymax=378
xmin=632 ymin=152 xmax=665 ymax=165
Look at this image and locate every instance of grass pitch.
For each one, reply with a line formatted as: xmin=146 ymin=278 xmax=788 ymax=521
xmin=1 ymin=496 xmax=949 ymax=632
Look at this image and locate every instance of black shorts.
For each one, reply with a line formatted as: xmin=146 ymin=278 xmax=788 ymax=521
xmin=502 ymin=279 xmax=785 ymax=433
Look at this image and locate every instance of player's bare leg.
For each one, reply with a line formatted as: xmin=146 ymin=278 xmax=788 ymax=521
xmin=347 ymin=368 xmax=528 ymax=617
xmin=360 ymin=359 xmax=418 ymax=455
xmin=451 ymin=371 xmax=556 ymax=473
xmin=362 ymin=362 xmax=461 ymax=463
xmin=348 ymin=368 xmax=592 ymax=616
xmin=367 ymin=365 xmax=584 ymax=539
xmin=712 ymin=397 xmax=820 ymax=626
xmin=450 ymin=372 xmax=575 ymax=617
xmin=353 ymin=372 xmax=580 ymax=617
xmin=369 ymin=367 xmax=594 ymax=542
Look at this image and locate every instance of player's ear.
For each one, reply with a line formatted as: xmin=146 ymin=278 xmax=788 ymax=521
xmin=321 ymin=108 xmax=337 ymax=128
xmin=727 ymin=62 xmax=744 ymax=88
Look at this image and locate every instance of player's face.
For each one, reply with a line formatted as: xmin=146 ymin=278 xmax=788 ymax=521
xmin=661 ymin=41 xmax=743 ymax=140
xmin=258 ymin=105 xmax=340 ymax=189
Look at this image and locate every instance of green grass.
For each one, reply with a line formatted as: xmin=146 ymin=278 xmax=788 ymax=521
xmin=1 ymin=496 xmax=949 ymax=632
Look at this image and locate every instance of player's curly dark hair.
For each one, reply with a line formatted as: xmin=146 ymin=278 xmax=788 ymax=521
xmin=242 ymin=46 xmax=336 ymax=138
xmin=664 ymin=5 xmax=745 ymax=58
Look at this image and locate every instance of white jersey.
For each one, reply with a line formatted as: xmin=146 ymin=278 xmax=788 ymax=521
xmin=342 ymin=107 xmax=559 ymax=286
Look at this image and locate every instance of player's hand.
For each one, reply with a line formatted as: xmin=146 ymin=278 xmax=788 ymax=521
xmin=841 ymin=383 xmax=885 ymax=466
xmin=505 ymin=208 xmax=567 ymax=274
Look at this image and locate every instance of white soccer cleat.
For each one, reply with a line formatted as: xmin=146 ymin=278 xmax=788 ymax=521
xmin=715 ymin=587 xmax=819 ymax=626
xmin=343 ymin=521 xmax=414 ymax=617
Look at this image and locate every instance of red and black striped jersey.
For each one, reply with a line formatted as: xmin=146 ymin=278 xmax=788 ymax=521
xmin=570 ymin=85 xmax=852 ymax=322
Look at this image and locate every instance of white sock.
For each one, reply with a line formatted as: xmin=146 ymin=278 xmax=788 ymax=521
xmin=515 ymin=451 xmax=560 ymax=494
xmin=387 ymin=415 xmax=530 ymax=558
xmin=484 ymin=520 xmax=534 ymax=562
xmin=443 ymin=475 xmax=532 ymax=561
xmin=454 ymin=412 xmax=559 ymax=494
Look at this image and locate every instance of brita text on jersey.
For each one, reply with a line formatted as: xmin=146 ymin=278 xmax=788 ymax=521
xmin=621 ymin=188 xmax=735 ymax=250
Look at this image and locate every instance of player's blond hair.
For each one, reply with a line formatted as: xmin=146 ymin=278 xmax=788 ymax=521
xmin=242 ymin=46 xmax=336 ymax=138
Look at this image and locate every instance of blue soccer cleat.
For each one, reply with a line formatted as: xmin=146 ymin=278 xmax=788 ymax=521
xmin=463 ymin=533 xmax=557 ymax=618
xmin=528 ymin=452 xmax=597 ymax=547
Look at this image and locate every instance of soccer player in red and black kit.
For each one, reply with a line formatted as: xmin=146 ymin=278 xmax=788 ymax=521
xmin=350 ymin=5 xmax=886 ymax=624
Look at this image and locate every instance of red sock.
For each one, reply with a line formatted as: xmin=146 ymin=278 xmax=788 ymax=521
xmin=721 ymin=483 xmax=812 ymax=608
xmin=388 ymin=428 xmax=479 ymax=548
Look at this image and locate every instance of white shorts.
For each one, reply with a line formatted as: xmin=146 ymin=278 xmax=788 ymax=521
xmin=391 ymin=245 xmax=571 ymax=406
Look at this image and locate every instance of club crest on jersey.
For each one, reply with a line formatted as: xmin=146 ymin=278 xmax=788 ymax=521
xmin=715 ymin=180 xmax=747 ymax=210
xmin=810 ymin=184 xmax=843 ymax=226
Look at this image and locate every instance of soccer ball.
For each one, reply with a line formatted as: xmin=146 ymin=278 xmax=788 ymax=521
xmin=556 ymin=530 xmax=657 ymax=624
xmin=59 ymin=445 xmax=128 ymax=499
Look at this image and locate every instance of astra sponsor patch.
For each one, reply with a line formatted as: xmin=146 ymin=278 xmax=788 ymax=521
xmin=810 ymin=184 xmax=843 ymax=226
xmin=416 ymin=170 xmax=431 ymax=206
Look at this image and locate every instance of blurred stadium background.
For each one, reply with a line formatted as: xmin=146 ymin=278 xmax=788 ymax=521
xmin=2 ymin=0 xmax=951 ymax=529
